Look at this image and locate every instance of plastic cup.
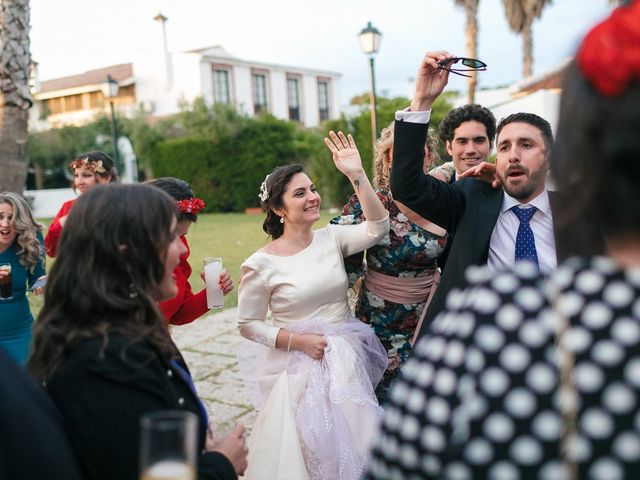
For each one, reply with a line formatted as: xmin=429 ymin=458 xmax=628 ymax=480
xmin=204 ymin=257 xmax=224 ymax=309
xmin=0 ymin=263 xmax=12 ymax=300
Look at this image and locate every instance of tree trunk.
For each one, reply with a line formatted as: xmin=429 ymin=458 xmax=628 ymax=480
xmin=0 ymin=105 xmax=28 ymax=188
xmin=0 ymin=0 xmax=32 ymax=193
xmin=463 ymin=1 xmax=479 ymax=104
xmin=522 ymin=23 xmax=533 ymax=78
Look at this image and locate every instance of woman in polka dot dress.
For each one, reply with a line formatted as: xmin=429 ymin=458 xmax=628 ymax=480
xmin=364 ymin=2 xmax=640 ymax=479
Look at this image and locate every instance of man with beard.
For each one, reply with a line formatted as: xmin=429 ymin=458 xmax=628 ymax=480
xmin=392 ymin=50 xmax=558 ymax=340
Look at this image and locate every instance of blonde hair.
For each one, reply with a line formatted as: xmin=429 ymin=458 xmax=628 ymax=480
xmin=0 ymin=192 xmax=45 ymax=272
xmin=373 ymin=121 xmax=440 ymax=190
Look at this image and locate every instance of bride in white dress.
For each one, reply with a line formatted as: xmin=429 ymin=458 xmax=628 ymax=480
xmin=237 ymin=131 xmax=390 ymax=480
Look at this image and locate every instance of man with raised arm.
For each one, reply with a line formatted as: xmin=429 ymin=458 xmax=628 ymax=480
xmin=392 ymin=51 xmax=558 ymax=340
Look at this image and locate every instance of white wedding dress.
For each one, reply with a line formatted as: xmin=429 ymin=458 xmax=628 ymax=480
xmin=237 ymin=216 xmax=389 ymax=480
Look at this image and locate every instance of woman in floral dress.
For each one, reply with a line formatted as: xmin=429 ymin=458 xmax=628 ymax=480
xmin=331 ymin=122 xmax=452 ymax=402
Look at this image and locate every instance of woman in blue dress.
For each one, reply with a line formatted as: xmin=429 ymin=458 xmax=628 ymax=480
xmin=331 ymin=123 xmax=452 ymax=402
xmin=0 ymin=192 xmax=46 ymax=364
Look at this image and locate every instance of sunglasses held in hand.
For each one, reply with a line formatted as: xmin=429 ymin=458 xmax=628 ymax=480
xmin=437 ymin=57 xmax=487 ymax=77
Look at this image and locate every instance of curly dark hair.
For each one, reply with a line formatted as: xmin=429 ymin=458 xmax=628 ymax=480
xmin=438 ymin=104 xmax=496 ymax=147
xmin=28 ymin=184 xmax=180 ymax=381
xmin=146 ymin=177 xmax=198 ymax=223
xmin=260 ymin=164 xmax=306 ymax=239
xmin=496 ymin=112 xmax=554 ymax=152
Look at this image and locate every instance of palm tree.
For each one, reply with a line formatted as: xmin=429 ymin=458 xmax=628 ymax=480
xmin=502 ymin=0 xmax=552 ymax=78
xmin=455 ymin=0 xmax=480 ymax=104
xmin=0 ymin=0 xmax=32 ymax=192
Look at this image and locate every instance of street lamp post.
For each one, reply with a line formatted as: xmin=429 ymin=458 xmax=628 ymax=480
xmin=358 ymin=21 xmax=382 ymax=153
xmin=101 ymin=75 xmax=120 ymax=173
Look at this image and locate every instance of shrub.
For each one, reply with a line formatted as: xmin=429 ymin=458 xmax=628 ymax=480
xmin=150 ymin=113 xmax=319 ymax=212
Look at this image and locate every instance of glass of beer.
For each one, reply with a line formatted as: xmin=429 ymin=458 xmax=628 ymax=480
xmin=203 ymin=257 xmax=224 ymax=309
xmin=0 ymin=263 xmax=12 ymax=300
xmin=139 ymin=410 xmax=198 ymax=480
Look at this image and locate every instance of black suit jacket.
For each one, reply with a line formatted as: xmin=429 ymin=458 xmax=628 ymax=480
xmin=0 ymin=348 xmax=83 ymax=480
xmin=44 ymin=334 xmax=236 ymax=480
xmin=391 ymin=120 xmax=560 ymax=339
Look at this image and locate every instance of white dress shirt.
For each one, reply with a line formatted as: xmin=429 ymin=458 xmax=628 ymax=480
xmin=395 ymin=109 xmax=431 ymax=124
xmin=487 ymin=189 xmax=557 ymax=274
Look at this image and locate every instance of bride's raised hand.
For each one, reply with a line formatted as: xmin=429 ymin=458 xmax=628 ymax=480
xmin=324 ymin=131 xmax=363 ymax=179
xmin=325 ymin=130 xmax=386 ymax=221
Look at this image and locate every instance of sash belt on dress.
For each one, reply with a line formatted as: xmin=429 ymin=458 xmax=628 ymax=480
xmin=363 ymin=268 xmax=440 ymax=345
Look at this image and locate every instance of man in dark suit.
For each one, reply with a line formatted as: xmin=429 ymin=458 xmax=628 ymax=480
xmin=392 ymin=50 xmax=558 ymax=340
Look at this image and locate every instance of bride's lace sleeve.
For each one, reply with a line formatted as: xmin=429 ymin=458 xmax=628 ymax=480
xmin=237 ymin=260 xmax=279 ymax=348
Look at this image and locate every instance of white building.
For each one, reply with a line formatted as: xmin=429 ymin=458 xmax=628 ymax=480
xmin=133 ymin=44 xmax=340 ymax=128
xmin=30 ymin=63 xmax=137 ymax=131
xmin=30 ymin=15 xmax=341 ymax=131
xmin=450 ymin=59 xmax=571 ymax=133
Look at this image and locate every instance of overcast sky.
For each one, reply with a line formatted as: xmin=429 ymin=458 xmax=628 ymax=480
xmin=30 ymin=0 xmax=612 ymax=106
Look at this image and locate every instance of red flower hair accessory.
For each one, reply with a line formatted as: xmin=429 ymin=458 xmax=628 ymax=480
xmin=577 ymin=0 xmax=640 ymax=97
xmin=177 ymin=198 xmax=205 ymax=215
xmin=69 ymin=157 xmax=107 ymax=174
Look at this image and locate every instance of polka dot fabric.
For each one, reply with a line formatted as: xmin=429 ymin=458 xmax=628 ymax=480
xmin=364 ymin=257 xmax=640 ymax=479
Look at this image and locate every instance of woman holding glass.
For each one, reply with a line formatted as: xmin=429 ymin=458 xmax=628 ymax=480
xmin=29 ymin=184 xmax=247 ymax=480
xmin=0 ymin=192 xmax=46 ymax=364
xmin=147 ymin=177 xmax=233 ymax=326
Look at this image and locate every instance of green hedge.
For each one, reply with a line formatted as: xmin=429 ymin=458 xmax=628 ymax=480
xmin=28 ymin=95 xmax=454 ymax=210
xmin=150 ymin=115 xmax=320 ymax=212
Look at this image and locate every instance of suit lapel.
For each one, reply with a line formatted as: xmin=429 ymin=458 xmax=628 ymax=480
xmin=474 ymin=186 xmax=504 ymax=257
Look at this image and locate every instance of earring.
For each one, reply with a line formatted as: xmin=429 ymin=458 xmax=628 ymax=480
xmin=280 ymin=217 xmax=284 ymax=224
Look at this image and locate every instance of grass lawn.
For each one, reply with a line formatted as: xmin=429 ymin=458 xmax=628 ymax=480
xmin=31 ymin=211 xmax=336 ymax=315
xmin=172 ymin=210 xmax=335 ymax=307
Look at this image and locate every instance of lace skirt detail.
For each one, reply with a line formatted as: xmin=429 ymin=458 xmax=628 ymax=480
xmin=238 ymin=316 xmax=388 ymax=480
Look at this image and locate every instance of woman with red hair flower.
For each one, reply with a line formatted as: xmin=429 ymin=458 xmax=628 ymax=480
xmin=45 ymin=151 xmax=118 ymax=258
xmin=147 ymin=177 xmax=233 ymax=326
xmin=365 ymin=1 xmax=640 ymax=478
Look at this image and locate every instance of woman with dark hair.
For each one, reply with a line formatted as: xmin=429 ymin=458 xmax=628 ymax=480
xmin=0 ymin=192 xmax=46 ymax=364
xmin=330 ymin=121 xmax=450 ymax=403
xmin=146 ymin=177 xmax=233 ymax=326
xmin=28 ymin=184 xmax=247 ymax=480
xmin=45 ymin=151 xmax=118 ymax=257
xmin=364 ymin=3 xmax=640 ymax=479
xmin=237 ymin=132 xmax=390 ymax=479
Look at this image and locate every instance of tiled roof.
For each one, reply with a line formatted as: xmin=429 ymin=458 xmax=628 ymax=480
xmin=512 ymin=59 xmax=571 ymax=95
xmin=38 ymin=63 xmax=133 ymax=93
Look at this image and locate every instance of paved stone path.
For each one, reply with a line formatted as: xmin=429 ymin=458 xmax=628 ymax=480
xmin=170 ymin=307 xmax=257 ymax=434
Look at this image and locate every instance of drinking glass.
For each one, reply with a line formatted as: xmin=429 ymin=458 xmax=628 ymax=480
xmin=0 ymin=263 xmax=12 ymax=300
xmin=139 ymin=410 xmax=198 ymax=480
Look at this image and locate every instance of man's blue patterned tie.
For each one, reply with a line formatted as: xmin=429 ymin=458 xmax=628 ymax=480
xmin=512 ymin=206 xmax=539 ymax=270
